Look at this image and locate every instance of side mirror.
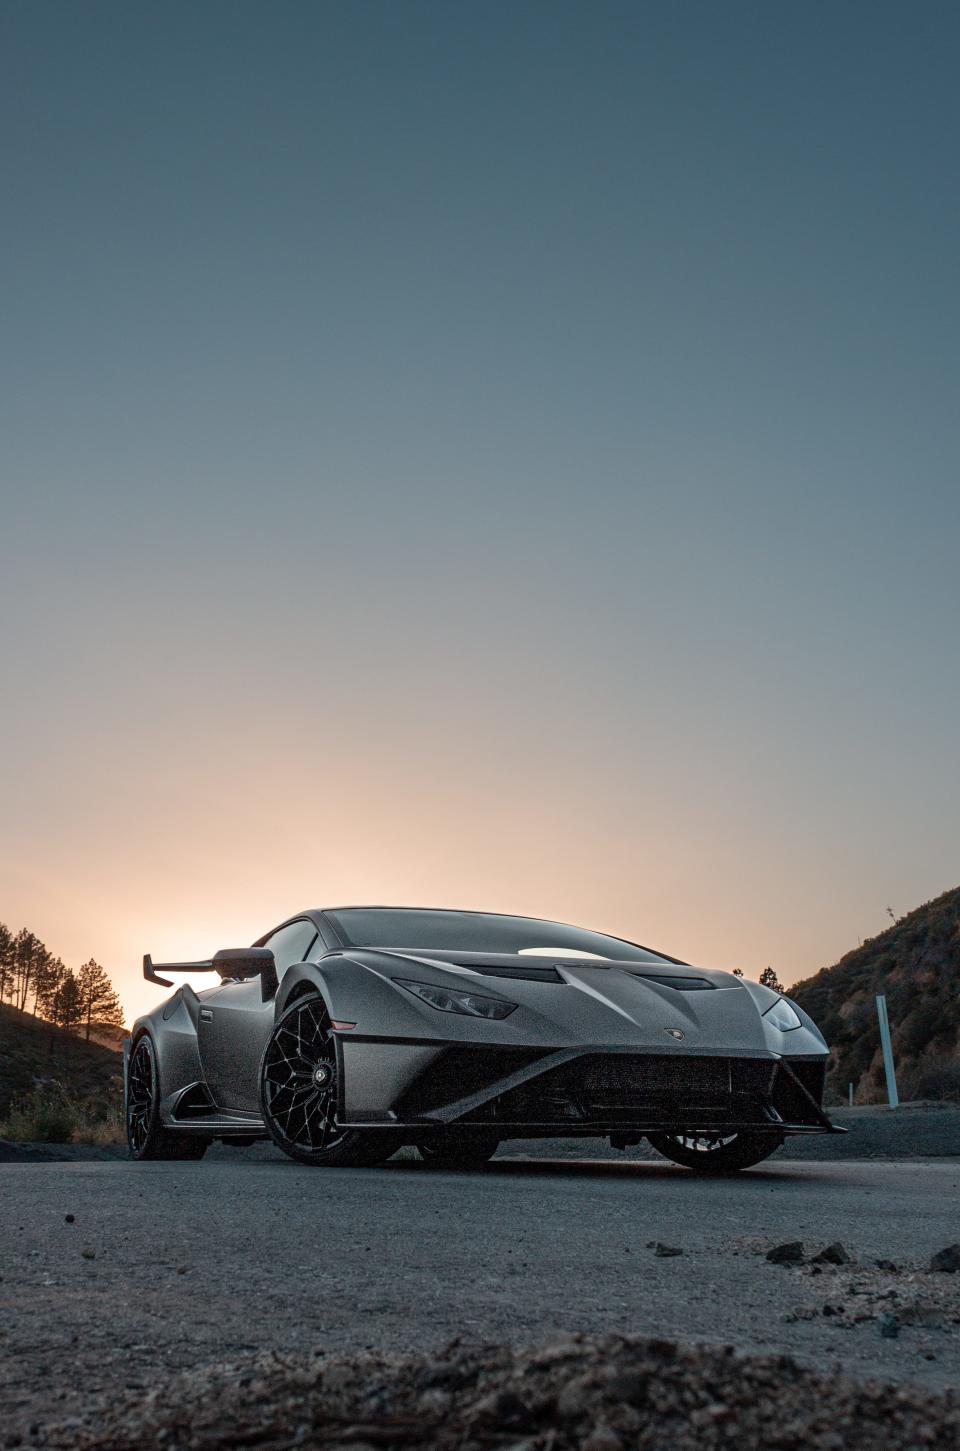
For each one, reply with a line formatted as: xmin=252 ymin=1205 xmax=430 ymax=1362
xmin=213 ymin=947 xmax=278 ymax=1000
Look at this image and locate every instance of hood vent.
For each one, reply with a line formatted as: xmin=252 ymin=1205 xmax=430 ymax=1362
xmin=409 ymin=952 xmax=565 ymax=983
xmin=631 ymin=973 xmax=717 ymax=992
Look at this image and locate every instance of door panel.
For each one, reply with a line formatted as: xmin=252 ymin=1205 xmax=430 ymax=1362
xmin=197 ymin=980 xmax=275 ymax=1111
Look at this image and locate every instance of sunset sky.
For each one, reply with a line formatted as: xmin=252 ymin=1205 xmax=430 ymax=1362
xmin=2 ymin=1 xmax=959 ymax=1026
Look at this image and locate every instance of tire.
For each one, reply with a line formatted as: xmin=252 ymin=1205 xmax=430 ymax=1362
xmin=126 ymin=1034 xmax=209 ymax=1161
xmin=260 ymin=993 xmax=398 ymax=1168
xmin=416 ymin=1131 xmax=500 ymax=1169
xmin=647 ymin=1131 xmax=783 ymax=1173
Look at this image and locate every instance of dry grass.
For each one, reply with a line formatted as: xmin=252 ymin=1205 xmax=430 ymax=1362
xmin=0 ymin=1086 xmax=125 ymax=1145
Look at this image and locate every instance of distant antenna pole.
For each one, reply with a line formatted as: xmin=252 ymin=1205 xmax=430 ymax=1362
xmin=876 ymin=994 xmax=899 ymax=1108
xmin=848 ymin=1082 xmax=853 ymax=1108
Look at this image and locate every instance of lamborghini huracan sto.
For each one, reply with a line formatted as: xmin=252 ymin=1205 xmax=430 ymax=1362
xmin=124 ymin=906 xmax=840 ymax=1172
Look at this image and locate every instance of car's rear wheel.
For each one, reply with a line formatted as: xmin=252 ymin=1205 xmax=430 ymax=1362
xmin=647 ymin=1131 xmax=782 ymax=1173
xmin=416 ymin=1130 xmax=500 ymax=1169
xmin=260 ymin=994 xmax=398 ymax=1168
xmin=126 ymin=1035 xmax=209 ymax=1161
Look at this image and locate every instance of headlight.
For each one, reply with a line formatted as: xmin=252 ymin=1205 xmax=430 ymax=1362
xmin=396 ymin=979 xmax=517 ymax=1020
xmin=763 ymin=998 xmax=802 ymax=1032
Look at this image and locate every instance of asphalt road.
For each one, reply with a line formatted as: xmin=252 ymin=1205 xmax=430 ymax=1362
xmin=2 ymin=1153 xmax=959 ymax=1439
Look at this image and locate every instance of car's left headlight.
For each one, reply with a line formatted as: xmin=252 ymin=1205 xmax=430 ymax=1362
xmin=396 ymin=979 xmax=517 ymax=1020
xmin=763 ymin=998 xmax=802 ymax=1032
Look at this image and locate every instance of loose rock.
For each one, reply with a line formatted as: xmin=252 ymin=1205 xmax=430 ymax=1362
xmin=812 ymin=1242 xmax=851 ymax=1265
xmin=929 ymin=1245 xmax=960 ymax=1274
xmin=767 ymin=1242 xmax=804 ymax=1265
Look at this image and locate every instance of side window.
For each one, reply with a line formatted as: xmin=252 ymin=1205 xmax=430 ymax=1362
xmin=262 ymin=920 xmax=318 ymax=973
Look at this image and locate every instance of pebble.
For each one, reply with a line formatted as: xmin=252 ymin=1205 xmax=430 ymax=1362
xmin=64 ymin=1214 xmax=75 ymax=1224
xmin=878 ymin=1313 xmax=900 ymax=1339
xmin=582 ymin=1426 xmax=624 ymax=1451
xmin=654 ymin=1243 xmax=683 ymax=1257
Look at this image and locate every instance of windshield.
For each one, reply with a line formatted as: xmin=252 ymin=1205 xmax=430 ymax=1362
xmin=325 ymin=908 xmax=677 ymax=964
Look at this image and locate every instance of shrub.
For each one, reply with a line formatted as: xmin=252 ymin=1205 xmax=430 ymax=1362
xmin=0 ymin=1087 xmax=125 ymax=1145
xmin=1 ymin=1087 xmax=78 ymax=1142
xmin=903 ymin=1056 xmax=960 ymax=1102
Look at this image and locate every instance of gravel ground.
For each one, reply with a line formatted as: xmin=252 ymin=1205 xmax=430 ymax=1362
xmin=3 ymin=1111 xmax=960 ymax=1448
xmin=2 ymin=1155 xmax=960 ymax=1447
xmin=34 ymin=1333 xmax=960 ymax=1451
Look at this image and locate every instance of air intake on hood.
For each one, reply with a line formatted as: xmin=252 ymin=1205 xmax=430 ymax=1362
xmin=410 ymin=953 xmax=565 ymax=983
xmin=632 ymin=973 xmax=717 ymax=992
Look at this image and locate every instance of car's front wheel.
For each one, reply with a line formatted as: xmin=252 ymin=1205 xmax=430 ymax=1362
xmin=647 ymin=1131 xmax=782 ymax=1173
xmin=260 ymin=994 xmax=398 ymax=1168
xmin=126 ymin=1035 xmax=209 ymax=1160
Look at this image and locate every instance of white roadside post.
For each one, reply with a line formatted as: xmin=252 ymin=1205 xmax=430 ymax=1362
xmin=876 ymin=993 xmax=899 ymax=1108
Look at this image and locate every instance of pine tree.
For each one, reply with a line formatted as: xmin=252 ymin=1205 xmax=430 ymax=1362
xmin=759 ymin=965 xmax=784 ymax=993
xmin=34 ymin=956 xmax=68 ymax=1020
xmin=13 ymin=929 xmax=49 ymax=1013
xmin=51 ymin=969 xmax=83 ymax=1035
xmin=76 ymin=959 xmax=125 ymax=1040
xmin=0 ymin=922 xmax=14 ymax=1005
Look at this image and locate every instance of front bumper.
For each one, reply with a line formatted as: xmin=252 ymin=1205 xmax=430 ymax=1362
xmin=337 ymin=1039 xmax=841 ymax=1137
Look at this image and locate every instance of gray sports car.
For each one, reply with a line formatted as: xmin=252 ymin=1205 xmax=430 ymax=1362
xmin=124 ymin=906 xmax=840 ymax=1171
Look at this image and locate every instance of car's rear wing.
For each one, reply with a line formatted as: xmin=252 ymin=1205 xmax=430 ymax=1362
xmin=143 ymin=954 xmax=217 ymax=988
xmin=143 ymin=947 xmax=277 ymax=991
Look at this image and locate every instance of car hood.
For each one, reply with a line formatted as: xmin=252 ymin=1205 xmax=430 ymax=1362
xmin=347 ymin=949 xmax=827 ymax=1057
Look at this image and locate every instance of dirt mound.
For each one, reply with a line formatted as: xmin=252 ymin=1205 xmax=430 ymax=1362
xmin=41 ymin=1333 xmax=960 ymax=1451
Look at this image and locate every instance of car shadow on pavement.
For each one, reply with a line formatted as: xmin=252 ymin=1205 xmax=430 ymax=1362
xmin=378 ymin=1155 xmax=841 ymax=1184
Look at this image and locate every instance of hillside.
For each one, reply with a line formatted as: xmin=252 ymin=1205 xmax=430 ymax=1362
xmin=791 ymin=886 xmax=960 ymax=1103
xmin=0 ymin=1002 xmax=123 ymax=1116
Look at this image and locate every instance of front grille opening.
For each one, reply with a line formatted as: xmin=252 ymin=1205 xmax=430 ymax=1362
xmin=469 ymin=1054 xmax=777 ymax=1127
xmin=396 ymin=1046 xmax=548 ymax=1117
xmin=397 ymin=1049 xmax=828 ymax=1132
xmin=771 ymin=1060 xmax=827 ymax=1124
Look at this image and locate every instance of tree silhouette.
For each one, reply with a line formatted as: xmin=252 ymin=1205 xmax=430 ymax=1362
xmin=51 ymin=969 xmax=83 ymax=1035
xmin=0 ymin=922 xmax=13 ymax=1005
xmin=34 ymin=956 xmax=67 ymax=1021
xmin=759 ymin=965 xmax=784 ymax=992
xmin=13 ymin=929 xmax=49 ymax=1013
xmin=77 ymin=959 xmax=125 ymax=1039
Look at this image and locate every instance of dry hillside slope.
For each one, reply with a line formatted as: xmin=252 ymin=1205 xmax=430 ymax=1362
xmin=791 ymin=886 xmax=960 ymax=1102
xmin=0 ymin=1002 xmax=123 ymax=1116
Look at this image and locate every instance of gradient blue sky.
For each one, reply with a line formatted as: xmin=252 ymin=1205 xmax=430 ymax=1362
xmin=2 ymin=1 xmax=958 ymax=1021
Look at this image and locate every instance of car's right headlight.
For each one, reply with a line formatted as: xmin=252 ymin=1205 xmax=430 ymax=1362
xmin=396 ymin=979 xmax=517 ymax=1020
xmin=763 ymin=998 xmax=802 ymax=1032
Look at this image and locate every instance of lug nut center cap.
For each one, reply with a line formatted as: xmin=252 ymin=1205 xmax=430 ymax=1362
xmin=313 ymin=1063 xmax=332 ymax=1088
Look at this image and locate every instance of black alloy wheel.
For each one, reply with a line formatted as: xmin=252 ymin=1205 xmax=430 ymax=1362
xmin=416 ymin=1130 xmax=501 ymax=1169
xmin=260 ymin=994 xmax=397 ymax=1167
xmin=126 ymin=1035 xmax=208 ymax=1160
xmin=647 ymin=1130 xmax=783 ymax=1173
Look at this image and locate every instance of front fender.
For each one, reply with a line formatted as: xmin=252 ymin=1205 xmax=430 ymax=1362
xmin=739 ymin=978 xmax=828 ymax=1057
xmin=275 ymin=954 xmax=435 ymax=1034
